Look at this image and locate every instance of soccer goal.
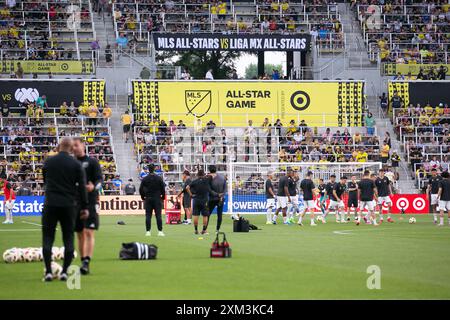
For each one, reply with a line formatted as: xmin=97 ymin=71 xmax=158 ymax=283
xmin=227 ymin=162 xmax=382 ymax=216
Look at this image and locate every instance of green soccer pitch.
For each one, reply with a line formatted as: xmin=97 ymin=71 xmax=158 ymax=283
xmin=1 ymin=215 xmax=450 ymax=299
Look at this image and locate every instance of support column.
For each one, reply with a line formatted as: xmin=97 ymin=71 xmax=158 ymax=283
xmin=257 ymin=51 xmax=265 ymax=78
xmin=286 ymin=51 xmax=294 ymax=79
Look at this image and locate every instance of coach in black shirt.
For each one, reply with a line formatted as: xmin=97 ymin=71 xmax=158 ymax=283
xmin=139 ymin=164 xmax=166 ymax=237
xmin=207 ymin=165 xmax=226 ymax=232
xmin=42 ymin=138 xmax=89 ymax=282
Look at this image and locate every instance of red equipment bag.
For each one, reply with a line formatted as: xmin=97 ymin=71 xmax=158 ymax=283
xmin=210 ymin=232 xmax=232 ymax=258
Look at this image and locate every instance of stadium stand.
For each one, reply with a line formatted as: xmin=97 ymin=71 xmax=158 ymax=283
xmin=0 ymin=0 xmax=97 ymax=67
xmin=0 ymin=96 xmax=119 ymax=195
xmin=393 ymin=100 xmax=449 ymax=190
xmin=130 ymin=115 xmax=393 ymax=190
xmin=354 ymin=0 xmax=449 ymax=74
xmin=112 ymin=0 xmax=345 ymax=54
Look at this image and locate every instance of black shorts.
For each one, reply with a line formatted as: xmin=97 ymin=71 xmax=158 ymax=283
xmin=192 ymin=198 xmax=209 ymax=216
xmin=75 ymin=205 xmax=99 ymax=232
xmin=183 ymin=197 xmax=192 ymax=210
xmin=347 ymin=197 xmax=358 ymax=209
xmin=123 ymin=124 xmax=131 ymax=133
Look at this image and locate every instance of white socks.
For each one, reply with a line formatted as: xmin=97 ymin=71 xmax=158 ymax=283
xmin=266 ymin=209 xmax=272 ymax=222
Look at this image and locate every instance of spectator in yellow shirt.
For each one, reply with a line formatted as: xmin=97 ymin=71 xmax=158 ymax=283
xmin=380 ymin=142 xmax=390 ymax=164
xmin=121 ymin=110 xmax=132 ymax=142
xmin=356 ymin=148 xmax=368 ymax=162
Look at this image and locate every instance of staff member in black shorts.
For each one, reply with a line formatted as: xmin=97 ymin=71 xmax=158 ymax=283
xmin=139 ymin=164 xmax=166 ymax=237
xmin=178 ymin=170 xmax=192 ymax=225
xmin=121 ymin=110 xmax=132 ymax=143
xmin=42 ymin=138 xmax=89 ymax=282
xmin=72 ymin=137 xmax=103 ymax=275
xmin=187 ymin=170 xmax=221 ymax=235
xmin=347 ymin=175 xmax=358 ymax=221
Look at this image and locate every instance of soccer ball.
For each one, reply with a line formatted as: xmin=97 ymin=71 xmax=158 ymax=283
xmin=3 ymin=249 xmax=19 ymax=263
xmin=44 ymin=262 xmax=63 ymax=278
xmin=51 ymin=247 xmax=61 ymax=260
xmin=409 ymin=217 xmax=417 ymax=224
xmin=22 ymin=248 xmax=35 ymax=262
xmin=316 ymin=215 xmax=323 ymax=222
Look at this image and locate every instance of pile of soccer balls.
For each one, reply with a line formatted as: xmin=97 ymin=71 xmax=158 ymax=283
xmin=2 ymin=247 xmax=77 ymax=263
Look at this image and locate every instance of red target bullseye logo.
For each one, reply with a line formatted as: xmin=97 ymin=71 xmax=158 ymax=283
xmin=396 ymin=197 xmax=409 ymax=211
xmin=412 ymin=197 xmax=426 ymax=211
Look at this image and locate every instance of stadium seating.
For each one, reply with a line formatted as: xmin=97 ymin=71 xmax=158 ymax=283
xmin=354 ymin=1 xmax=449 ymax=66
xmin=0 ymin=0 xmax=96 ymax=61
xmin=112 ymin=0 xmax=345 ymax=53
xmin=0 ymin=103 xmax=119 ymax=195
xmin=393 ymin=103 xmax=450 ymax=190
xmin=131 ymin=115 xmax=384 ymax=188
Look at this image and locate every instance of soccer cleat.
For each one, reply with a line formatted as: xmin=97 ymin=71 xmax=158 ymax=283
xmin=310 ymin=221 xmax=317 ymax=226
xmin=347 ymin=217 xmax=351 ymax=222
xmin=59 ymin=273 xmax=68 ymax=281
xmin=355 ymin=219 xmax=360 ymax=226
xmin=373 ymin=222 xmax=379 ymax=226
xmin=297 ymin=222 xmax=303 ymax=226
xmin=201 ymin=230 xmax=209 ymax=235
xmin=43 ymin=273 xmax=53 ymax=282
xmin=387 ymin=217 xmax=394 ymax=223
xmin=80 ymin=261 xmax=90 ymax=275
xmin=363 ymin=216 xmax=368 ymax=223
xmin=336 ymin=220 xmax=341 ymax=224
xmin=284 ymin=221 xmax=292 ymax=225
xmin=194 ymin=230 xmax=199 ymax=235
xmin=438 ymin=223 xmax=444 ymax=227
xmin=145 ymin=231 xmax=151 ymax=236
xmin=266 ymin=221 xmax=273 ymax=225
xmin=2 ymin=220 xmax=8 ymax=224
xmin=158 ymin=231 xmax=165 ymax=237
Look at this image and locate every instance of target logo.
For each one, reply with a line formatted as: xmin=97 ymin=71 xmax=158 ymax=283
xmin=396 ymin=197 xmax=409 ymax=210
xmin=290 ymin=91 xmax=310 ymax=111
xmin=391 ymin=194 xmax=428 ymax=214
xmin=412 ymin=198 xmax=426 ymax=211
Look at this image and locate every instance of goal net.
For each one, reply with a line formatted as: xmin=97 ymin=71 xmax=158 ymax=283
xmin=227 ymin=162 xmax=382 ymax=216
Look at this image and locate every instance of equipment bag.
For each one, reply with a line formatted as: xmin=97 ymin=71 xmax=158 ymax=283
xmin=233 ymin=217 xmax=250 ymax=232
xmin=119 ymin=242 xmax=158 ymax=260
xmin=210 ymin=232 xmax=232 ymax=258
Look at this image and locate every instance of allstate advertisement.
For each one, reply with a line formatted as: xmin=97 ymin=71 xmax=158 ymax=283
xmin=0 ymin=196 xmax=45 ymax=216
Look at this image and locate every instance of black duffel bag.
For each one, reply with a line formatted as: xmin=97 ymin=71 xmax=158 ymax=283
xmin=233 ymin=217 xmax=250 ymax=232
xmin=119 ymin=242 xmax=158 ymax=260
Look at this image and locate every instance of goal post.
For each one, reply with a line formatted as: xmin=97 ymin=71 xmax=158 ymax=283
xmin=227 ymin=162 xmax=383 ymax=216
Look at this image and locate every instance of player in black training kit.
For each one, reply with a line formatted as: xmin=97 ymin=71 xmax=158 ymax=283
xmin=357 ymin=170 xmax=378 ymax=226
xmin=265 ymin=172 xmax=276 ymax=224
xmin=426 ymin=168 xmax=442 ymax=223
xmin=187 ymin=170 xmax=221 ymax=235
xmin=333 ymin=176 xmax=348 ymax=223
xmin=437 ymin=171 xmax=450 ymax=226
xmin=375 ymin=169 xmax=394 ymax=223
xmin=287 ymin=170 xmax=300 ymax=223
xmin=347 ymin=175 xmax=358 ymax=221
xmin=273 ymin=169 xmax=292 ymax=224
xmin=298 ymin=171 xmax=317 ymax=226
xmin=322 ymin=175 xmax=337 ymax=222
xmin=72 ymin=137 xmax=103 ymax=275
xmin=178 ymin=170 xmax=192 ymax=225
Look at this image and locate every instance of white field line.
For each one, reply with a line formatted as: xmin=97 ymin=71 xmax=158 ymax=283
xmin=21 ymin=221 xmax=43 ymax=227
xmin=0 ymin=229 xmax=41 ymax=232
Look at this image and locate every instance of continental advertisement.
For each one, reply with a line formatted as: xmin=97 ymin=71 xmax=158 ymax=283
xmin=0 ymin=60 xmax=95 ymax=74
xmin=383 ymin=63 xmax=449 ymax=76
xmin=131 ymin=80 xmax=365 ymax=127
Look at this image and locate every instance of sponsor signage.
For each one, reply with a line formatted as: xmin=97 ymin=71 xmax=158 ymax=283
xmin=0 ymin=60 xmax=95 ymax=75
xmin=0 ymin=79 xmax=105 ymax=109
xmin=1 ymin=194 xmax=428 ymax=216
xmin=153 ymin=33 xmax=312 ymax=52
xmin=383 ymin=63 xmax=450 ymax=76
xmin=131 ymin=80 xmax=365 ymax=126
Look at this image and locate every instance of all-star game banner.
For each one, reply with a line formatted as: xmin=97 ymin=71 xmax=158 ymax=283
xmin=152 ymin=33 xmax=312 ymax=51
xmin=131 ymin=80 xmax=365 ymax=126
xmin=0 ymin=79 xmax=105 ymax=107
xmin=388 ymin=81 xmax=450 ymax=109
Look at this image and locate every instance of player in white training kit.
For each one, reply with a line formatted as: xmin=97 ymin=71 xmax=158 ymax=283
xmin=427 ymin=168 xmax=442 ymax=224
xmin=298 ymin=171 xmax=317 ymax=226
xmin=265 ymin=172 xmax=276 ymax=224
xmin=272 ymin=169 xmax=292 ymax=225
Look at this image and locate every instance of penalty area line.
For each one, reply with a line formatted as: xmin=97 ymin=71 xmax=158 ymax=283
xmin=22 ymin=221 xmax=43 ymax=227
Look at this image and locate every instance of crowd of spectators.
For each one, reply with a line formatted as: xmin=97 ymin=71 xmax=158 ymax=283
xmin=0 ymin=0 xmax=95 ymax=61
xmin=391 ymin=97 xmax=449 ymax=190
xmin=354 ymin=0 xmax=449 ymax=65
xmin=0 ymin=96 xmax=119 ymax=195
xmin=113 ymin=0 xmax=344 ymax=51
